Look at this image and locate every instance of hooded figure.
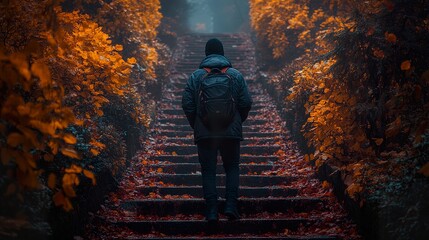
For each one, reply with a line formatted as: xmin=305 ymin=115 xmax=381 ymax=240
xmin=182 ymin=38 xmax=252 ymax=222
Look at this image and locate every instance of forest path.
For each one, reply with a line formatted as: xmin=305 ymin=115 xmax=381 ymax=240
xmin=85 ymin=33 xmax=361 ymax=239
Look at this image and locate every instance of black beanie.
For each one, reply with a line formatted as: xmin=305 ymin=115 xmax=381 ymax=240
xmin=205 ymin=38 xmax=224 ymax=56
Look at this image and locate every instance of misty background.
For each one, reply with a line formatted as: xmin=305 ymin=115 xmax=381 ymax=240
xmin=160 ymin=0 xmax=250 ymax=34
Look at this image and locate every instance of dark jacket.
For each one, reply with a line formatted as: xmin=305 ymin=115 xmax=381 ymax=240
xmin=181 ymin=54 xmax=252 ymax=144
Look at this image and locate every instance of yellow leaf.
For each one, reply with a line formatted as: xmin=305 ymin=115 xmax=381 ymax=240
xmin=29 ymin=120 xmax=55 ymax=136
xmin=63 ymin=134 xmax=77 ymax=144
xmin=115 ymin=44 xmax=123 ymax=51
xmin=31 ymin=61 xmax=51 ymax=88
xmin=157 ymin=168 xmax=163 ymax=173
xmin=49 ymin=141 xmax=59 ymax=155
xmin=75 ymin=119 xmax=84 ymax=126
xmin=172 ymin=151 xmax=178 ymax=156
xmin=346 ymin=183 xmax=363 ymax=199
xmin=90 ymin=148 xmax=100 ymax=156
xmin=7 ymin=133 xmax=23 ymax=147
xmin=48 ymin=173 xmax=56 ymax=189
xmin=61 ymin=148 xmax=80 ymax=159
xmin=17 ymin=104 xmax=31 ymax=116
xmin=90 ymin=140 xmax=106 ymax=149
xmin=418 ymin=162 xmax=429 ymax=177
xmin=304 ymin=154 xmax=310 ymax=162
xmin=374 ymin=138 xmax=384 ymax=146
xmin=127 ymin=57 xmax=137 ymax=64
xmin=65 ymin=164 xmax=82 ymax=174
xmin=53 ymin=191 xmax=64 ymax=206
xmin=43 ymin=153 xmax=54 ymax=162
xmin=64 ymin=197 xmax=73 ymax=211
xmin=83 ymin=169 xmax=96 ymax=185
xmin=401 ymin=60 xmax=411 ymax=71
xmin=322 ymin=181 xmax=331 ymax=189
xmin=62 ymin=183 xmax=76 ymax=198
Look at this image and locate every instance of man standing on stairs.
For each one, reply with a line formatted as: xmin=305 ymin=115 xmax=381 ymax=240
xmin=182 ymin=38 xmax=252 ymax=222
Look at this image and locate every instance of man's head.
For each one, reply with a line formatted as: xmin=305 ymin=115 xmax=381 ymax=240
xmin=205 ymin=38 xmax=224 ymax=56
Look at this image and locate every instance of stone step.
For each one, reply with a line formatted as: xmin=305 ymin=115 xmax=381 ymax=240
xmin=147 ymin=163 xmax=280 ymax=174
xmin=173 ymin=67 xmax=254 ymax=74
xmin=164 ymin=89 xmax=267 ymax=99
xmin=183 ymin=42 xmax=245 ymax=47
xmin=165 ymin=95 xmax=266 ymax=102
xmin=160 ymin=99 xmax=264 ymax=107
xmin=149 ymin=174 xmax=294 ymax=187
xmin=121 ymin=198 xmax=324 ymax=216
xmin=152 ymin=155 xmax=279 ymax=164
xmin=109 ymin=218 xmax=315 ymax=235
xmin=158 ymin=125 xmax=276 ymax=134
xmin=138 ymin=186 xmax=298 ymax=198
xmin=159 ymin=107 xmax=265 ymax=115
xmin=163 ymin=145 xmax=281 ymax=155
xmin=124 ymin=236 xmax=337 ymax=240
xmin=175 ymin=57 xmax=249 ymax=62
xmin=158 ymin=130 xmax=279 ymax=138
xmin=158 ymin=118 xmax=268 ymax=126
xmin=162 ymin=137 xmax=279 ymax=146
xmin=159 ymin=99 xmax=270 ymax=106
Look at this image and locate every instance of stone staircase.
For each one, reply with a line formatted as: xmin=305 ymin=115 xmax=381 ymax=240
xmin=86 ymin=34 xmax=360 ymax=239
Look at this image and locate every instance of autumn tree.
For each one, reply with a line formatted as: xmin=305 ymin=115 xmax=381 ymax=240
xmin=0 ymin=0 xmax=164 ymax=216
xmin=249 ymin=0 xmax=429 ymax=199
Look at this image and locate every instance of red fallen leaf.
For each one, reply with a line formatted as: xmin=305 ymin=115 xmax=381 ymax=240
xmin=182 ymin=194 xmax=192 ymax=199
xmin=366 ymin=27 xmax=375 ymax=36
xmin=383 ymin=0 xmax=395 ymax=11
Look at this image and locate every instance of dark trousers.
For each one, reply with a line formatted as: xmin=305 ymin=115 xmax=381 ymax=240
xmin=197 ymin=139 xmax=240 ymax=204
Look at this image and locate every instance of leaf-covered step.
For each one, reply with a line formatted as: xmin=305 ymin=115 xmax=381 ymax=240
xmin=138 ymin=186 xmax=298 ymax=198
xmin=123 ymin=236 xmax=338 ymax=240
xmin=110 ymin=218 xmax=313 ymax=235
xmin=152 ymin=155 xmax=279 ymax=164
xmin=158 ymin=124 xmax=279 ymax=134
xmin=162 ymin=137 xmax=280 ymax=146
xmin=159 ymin=109 xmax=266 ymax=117
xmin=162 ymin=145 xmax=281 ymax=155
xmin=160 ymin=104 xmax=265 ymax=113
xmin=147 ymin=163 xmax=280 ymax=174
xmin=161 ymin=99 xmax=264 ymax=107
xmin=158 ymin=130 xmax=279 ymax=138
xmin=149 ymin=174 xmax=294 ymax=187
xmin=158 ymin=118 xmax=268 ymax=126
xmin=122 ymin=198 xmax=323 ymax=216
xmin=165 ymin=95 xmax=266 ymax=103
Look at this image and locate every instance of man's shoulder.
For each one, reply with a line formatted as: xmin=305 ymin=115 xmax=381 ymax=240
xmin=226 ymin=68 xmax=243 ymax=79
xmin=190 ymin=69 xmax=206 ymax=78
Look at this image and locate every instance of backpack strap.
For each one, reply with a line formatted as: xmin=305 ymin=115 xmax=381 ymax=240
xmin=203 ymin=67 xmax=229 ymax=73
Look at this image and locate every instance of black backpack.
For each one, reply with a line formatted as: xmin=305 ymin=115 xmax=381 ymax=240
xmin=198 ymin=67 xmax=236 ymax=131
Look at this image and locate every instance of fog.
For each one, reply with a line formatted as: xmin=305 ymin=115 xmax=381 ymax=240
xmin=186 ymin=0 xmax=250 ymax=33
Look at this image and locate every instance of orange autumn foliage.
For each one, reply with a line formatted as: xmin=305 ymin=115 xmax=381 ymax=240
xmin=0 ymin=0 xmax=163 ymax=211
xmin=250 ymin=0 xmax=429 ymax=199
xmin=96 ymin=0 xmax=162 ymax=80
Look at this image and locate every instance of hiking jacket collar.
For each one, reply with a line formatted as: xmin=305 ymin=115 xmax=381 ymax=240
xmin=199 ymin=54 xmax=232 ymax=69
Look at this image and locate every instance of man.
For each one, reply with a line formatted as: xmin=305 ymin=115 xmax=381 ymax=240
xmin=181 ymin=38 xmax=252 ymax=222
